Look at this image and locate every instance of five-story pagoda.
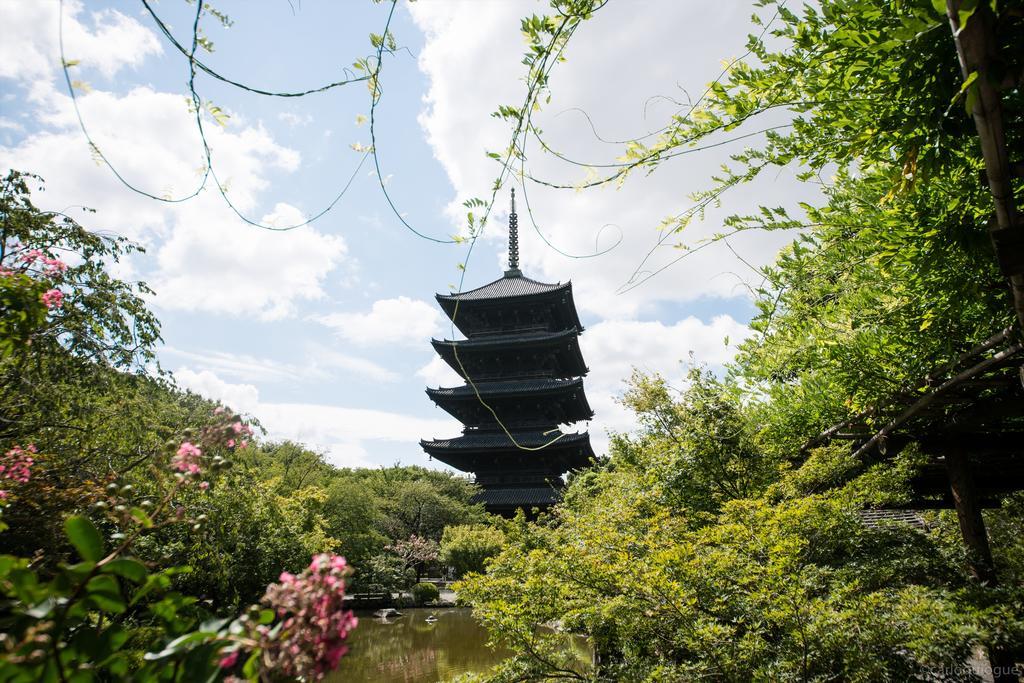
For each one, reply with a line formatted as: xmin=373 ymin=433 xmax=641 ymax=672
xmin=420 ymin=190 xmax=595 ymax=516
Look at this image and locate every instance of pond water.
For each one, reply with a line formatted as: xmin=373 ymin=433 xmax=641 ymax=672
xmin=329 ymin=608 xmax=590 ymax=683
xmin=328 ymin=608 xmax=511 ymax=682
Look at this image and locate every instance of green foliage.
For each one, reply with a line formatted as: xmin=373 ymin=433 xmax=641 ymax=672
xmin=440 ymin=524 xmax=505 ymax=578
xmin=236 ymin=446 xmax=485 ymax=592
xmin=609 ymin=368 xmax=783 ymax=517
xmin=362 ymin=552 xmax=411 ymax=594
xmin=459 ymin=4 xmax=1024 ymax=675
xmin=411 ymin=581 xmax=440 ymax=606
xmin=459 ymin=401 xmax=1024 ymax=679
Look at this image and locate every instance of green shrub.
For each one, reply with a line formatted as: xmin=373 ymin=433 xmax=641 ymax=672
xmin=440 ymin=524 xmax=505 ymax=577
xmin=411 ymin=581 xmax=440 ymax=606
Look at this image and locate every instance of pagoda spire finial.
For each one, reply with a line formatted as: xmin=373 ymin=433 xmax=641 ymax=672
xmin=506 ymin=187 xmax=521 ymax=276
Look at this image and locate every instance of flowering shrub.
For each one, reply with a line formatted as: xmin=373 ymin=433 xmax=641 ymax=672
xmin=0 ymin=445 xmax=35 ymax=502
xmin=386 ymin=534 xmax=440 ymax=583
xmin=213 ymin=554 xmax=358 ymax=680
xmin=0 ymin=409 xmax=356 ymax=681
xmin=0 ymin=171 xmax=358 ymax=680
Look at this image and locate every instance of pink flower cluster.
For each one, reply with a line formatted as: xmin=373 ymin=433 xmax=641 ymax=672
xmin=0 ymin=444 xmax=36 ymax=500
xmin=41 ymin=288 xmax=63 ymax=309
xmin=17 ymin=249 xmax=67 ymax=275
xmin=17 ymin=249 xmax=67 ymax=274
xmin=172 ymin=442 xmax=202 ymax=474
xmin=247 ymin=554 xmax=358 ymax=680
xmin=228 ymin=420 xmax=253 ymax=449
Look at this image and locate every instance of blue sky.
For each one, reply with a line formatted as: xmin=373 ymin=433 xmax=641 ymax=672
xmin=1 ymin=1 xmax=817 ymax=470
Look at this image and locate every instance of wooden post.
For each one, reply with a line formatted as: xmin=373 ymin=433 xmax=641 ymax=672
xmin=945 ymin=0 xmax=1024 ymax=330
xmin=945 ymin=450 xmax=996 ymax=583
xmin=945 ymin=450 xmax=1020 ymax=682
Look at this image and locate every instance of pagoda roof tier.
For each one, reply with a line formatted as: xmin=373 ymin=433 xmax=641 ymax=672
xmin=439 ymin=274 xmax=566 ymax=301
xmin=436 ymin=274 xmax=583 ymax=338
xmin=420 ymin=430 xmax=593 ymax=472
xmin=475 ymin=486 xmax=561 ymax=514
xmin=431 ymin=328 xmax=588 ymax=381
xmin=426 ymin=377 xmax=594 ymax=427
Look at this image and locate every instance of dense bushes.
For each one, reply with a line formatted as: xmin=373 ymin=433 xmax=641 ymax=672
xmin=412 ymin=581 xmax=440 ymax=606
xmin=440 ymin=524 xmax=505 ymax=578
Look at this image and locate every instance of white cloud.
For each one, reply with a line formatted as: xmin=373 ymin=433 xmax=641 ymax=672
xmin=315 ymin=296 xmax=442 ymax=346
xmin=410 ymin=1 xmax=819 ymax=318
xmin=175 ymin=367 xmax=261 ymax=414
xmin=304 ymin=344 xmax=401 ymax=384
xmin=1 ymin=63 xmax=344 ymax=321
xmin=278 ymin=112 xmax=313 ymax=128
xmin=172 ymin=368 xmax=458 ymax=469
xmin=582 ymin=315 xmax=749 ymax=392
xmin=164 ymin=345 xmax=400 ymax=385
xmin=154 ymin=202 xmax=347 ymax=320
xmin=0 ymin=2 xmax=162 ymax=84
xmin=416 ymin=355 xmax=462 ymax=388
xmin=579 ymin=314 xmax=751 ymax=452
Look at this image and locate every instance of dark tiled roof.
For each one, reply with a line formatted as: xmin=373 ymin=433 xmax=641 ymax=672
xmin=438 ymin=275 xmax=568 ymax=301
xmin=421 ymin=430 xmax=591 ymax=450
xmin=427 ymin=377 xmax=583 ymax=397
xmin=856 ymin=509 xmax=929 ymax=530
xmin=476 ymin=487 xmax=561 ymax=506
xmin=432 ymin=327 xmax=578 ymax=349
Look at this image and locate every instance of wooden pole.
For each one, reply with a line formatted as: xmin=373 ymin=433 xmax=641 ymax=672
xmin=945 ymin=0 xmax=1024 ymax=330
xmin=944 ymin=450 xmax=1020 ymax=682
xmin=945 ymin=450 xmax=996 ymax=583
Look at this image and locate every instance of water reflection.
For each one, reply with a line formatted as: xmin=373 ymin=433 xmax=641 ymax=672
xmin=329 ymin=608 xmax=513 ymax=683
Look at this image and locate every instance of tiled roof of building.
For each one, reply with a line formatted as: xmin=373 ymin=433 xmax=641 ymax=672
xmin=421 ymin=430 xmax=591 ymax=450
xmin=856 ymin=509 xmax=929 ymax=530
xmin=427 ymin=377 xmax=584 ymax=397
xmin=437 ymin=275 xmax=568 ymax=301
xmin=476 ymin=487 xmax=561 ymax=507
xmin=432 ymin=327 xmax=578 ymax=349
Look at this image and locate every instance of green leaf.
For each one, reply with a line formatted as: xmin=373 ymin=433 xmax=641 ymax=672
xmin=129 ymin=506 xmax=153 ymax=528
xmin=65 ymin=515 xmax=105 ymax=562
xmin=242 ymin=650 xmax=261 ymax=678
xmin=131 ymin=572 xmax=172 ymax=606
xmin=144 ymin=631 xmax=213 ymax=660
xmin=0 ymin=555 xmax=22 ymax=577
xmin=86 ymin=574 xmax=126 ymax=613
xmin=103 ymin=558 xmax=148 ymax=584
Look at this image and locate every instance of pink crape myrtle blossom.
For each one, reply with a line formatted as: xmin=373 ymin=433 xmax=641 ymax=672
xmin=41 ymin=256 xmax=67 ymax=274
xmin=15 ymin=250 xmax=66 ymax=274
xmin=17 ymin=249 xmax=44 ymax=265
xmin=172 ymin=441 xmax=202 ymax=475
xmin=1 ymin=444 xmax=36 ymax=500
xmin=231 ymin=421 xmax=253 ymax=437
xmin=218 ymin=650 xmax=239 ymax=669
xmin=246 ymin=553 xmax=358 ymax=680
xmin=41 ymin=288 xmax=63 ymax=309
